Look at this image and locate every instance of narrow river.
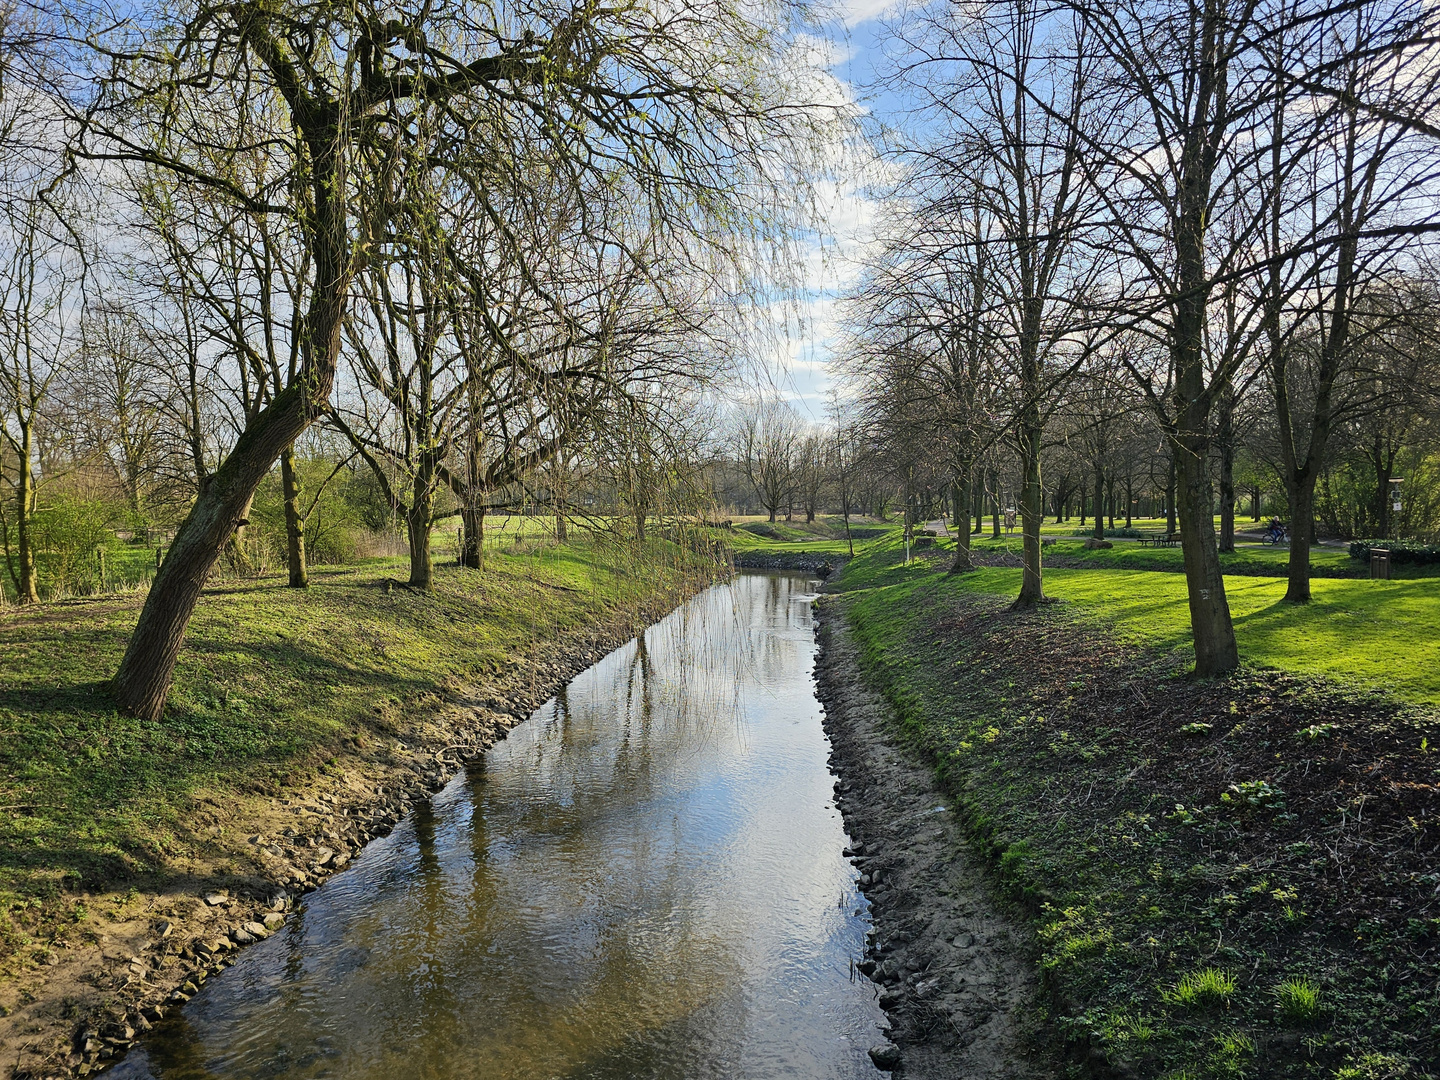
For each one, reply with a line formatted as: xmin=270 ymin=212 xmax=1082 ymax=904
xmin=112 ymin=571 xmax=887 ymax=1080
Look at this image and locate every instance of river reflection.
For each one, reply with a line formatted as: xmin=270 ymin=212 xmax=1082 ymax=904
xmin=113 ymin=572 xmax=885 ymax=1080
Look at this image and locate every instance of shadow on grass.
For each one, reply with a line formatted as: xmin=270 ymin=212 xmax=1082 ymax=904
xmin=0 ymin=636 xmax=441 ymax=897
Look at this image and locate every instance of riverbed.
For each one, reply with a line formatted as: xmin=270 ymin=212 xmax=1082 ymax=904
xmin=110 ymin=572 xmax=887 ymax=1079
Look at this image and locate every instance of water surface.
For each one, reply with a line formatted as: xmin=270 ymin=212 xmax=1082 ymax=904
xmin=114 ymin=571 xmax=884 ymax=1079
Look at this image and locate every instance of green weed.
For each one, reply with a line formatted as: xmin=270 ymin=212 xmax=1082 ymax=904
xmin=1167 ymin=967 xmax=1236 ymax=1007
xmin=1274 ymin=977 xmax=1322 ymax=1022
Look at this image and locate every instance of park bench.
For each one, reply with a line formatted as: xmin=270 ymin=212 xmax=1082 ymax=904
xmin=1136 ymin=532 xmax=1181 ymax=548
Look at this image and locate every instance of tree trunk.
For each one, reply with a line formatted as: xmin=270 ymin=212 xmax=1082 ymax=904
xmin=280 ymin=444 xmax=308 ymax=588
xmin=1166 ymin=454 xmax=1178 ymax=537
xmin=1372 ymin=435 xmax=1389 ymax=539
xmin=949 ymin=475 xmax=973 ymax=572
xmin=1015 ymin=424 xmax=1045 ymax=604
xmin=990 ymin=466 xmax=1001 ymax=539
xmin=407 ymin=509 xmax=433 ymax=589
xmin=13 ymin=420 xmax=38 ymax=604
xmin=1124 ymin=476 xmax=1134 ymax=527
xmin=112 ymin=384 xmax=321 ymax=719
xmin=1284 ymin=473 xmax=1318 ymax=602
xmin=1092 ymin=461 xmax=1105 ymax=540
xmin=111 ymin=122 xmax=351 ymax=720
xmin=1174 ymin=433 xmax=1238 ymax=674
xmin=460 ymin=504 xmax=485 ymax=569
xmin=1217 ymin=392 xmax=1236 ymax=554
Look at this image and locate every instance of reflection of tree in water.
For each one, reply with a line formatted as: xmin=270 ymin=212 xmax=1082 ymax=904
xmin=118 ymin=574 xmax=834 ymax=1080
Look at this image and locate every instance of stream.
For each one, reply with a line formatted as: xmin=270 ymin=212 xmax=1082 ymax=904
xmin=110 ymin=571 xmax=887 ymax=1079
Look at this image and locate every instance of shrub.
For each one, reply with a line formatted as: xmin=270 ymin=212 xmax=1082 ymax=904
xmin=1070 ymin=526 xmax=1144 ymax=539
xmin=1348 ymin=539 xmax=1440 ymax=565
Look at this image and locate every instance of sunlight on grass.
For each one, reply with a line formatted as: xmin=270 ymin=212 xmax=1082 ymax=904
xmin=948 ymin=567 xmax=1440 ymax=706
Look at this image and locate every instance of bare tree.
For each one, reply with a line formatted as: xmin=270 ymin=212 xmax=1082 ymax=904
xmin=735 ymin=398 xmax=801 ymax=523
xmin=78 ymin=0 xmax=820 ymax=719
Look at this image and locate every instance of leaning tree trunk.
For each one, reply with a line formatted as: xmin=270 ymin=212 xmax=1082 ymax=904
xmin=280 ymin=444 xmax=308 ymax=588
xmin=1015 ymin=422 xmax=1045 ymax=604
xmin=110 ymin=127 xmax=350 ymax=721
xmin=112 ymin=384 xmax=321 ymax=719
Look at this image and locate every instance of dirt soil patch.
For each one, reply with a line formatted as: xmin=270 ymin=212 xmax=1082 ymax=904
xmin=814 ymin=606 xmax=1058 ymax=1079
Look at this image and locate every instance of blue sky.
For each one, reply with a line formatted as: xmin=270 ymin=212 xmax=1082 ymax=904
xmin=768 ymin=0 xmax=909 ymax=422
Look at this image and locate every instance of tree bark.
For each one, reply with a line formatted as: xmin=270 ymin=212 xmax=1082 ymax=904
xmin=407 ymin=460 xmax=435 ymax=590
xmin=280 ymin=444 xmax=308 ymax=587
xmin=1092 ymin=460 xmax=1105 ymax=540
xmin=990 ymin=465 xmax=1001 ymax=538
xmin=1217 ymin=387 xmax=1236 ymax=554
xmin=1015 ymin=423 xmax=1045 ymax=604
xmin=949 ymin=474 xmax=974 ymax=573
xmin=1173 ymin=428 xmax=1238 ymax=674
xmin=1166 ymin=453 xmax=1178 ymax=537
xmin=13 ymin=420 xmax=38 ymax=604
xmin=460 ymin=504 xmax=486 ymax=569
xmin=1284 ymin=473 xmax=1318 ymax=601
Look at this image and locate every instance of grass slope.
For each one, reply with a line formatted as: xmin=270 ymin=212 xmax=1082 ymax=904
xmin=824 ymin=536 xmax=1440 ymax=1079
xmin=0 ymin=535 xmax=716 ymax=947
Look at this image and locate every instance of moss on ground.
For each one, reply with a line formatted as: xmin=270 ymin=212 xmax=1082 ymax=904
xmin=825 ymin=536 xmax=1440 ymax=1079
xmin=0 ymin=534 xmax=720 ymax=955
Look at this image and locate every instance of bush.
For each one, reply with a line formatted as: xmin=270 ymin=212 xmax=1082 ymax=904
xmin=1070 ymin=526 xmax=1144 ymax=539
xmin=1348 ymin=539 xmax=1440 ymax=565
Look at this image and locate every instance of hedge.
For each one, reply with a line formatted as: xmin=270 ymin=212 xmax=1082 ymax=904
xmin=1348 ymin=540 xmax=1440 ymax=565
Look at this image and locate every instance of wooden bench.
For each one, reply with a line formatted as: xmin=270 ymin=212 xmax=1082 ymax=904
xmin=1137 ymin=532 xmax=1181 ymax=548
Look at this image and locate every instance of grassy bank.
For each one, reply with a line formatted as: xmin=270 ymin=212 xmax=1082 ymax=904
xmin=824 ymin=536 xmax=1440 ymax=1079
xmin=0 ymin=533 xmax=720 ymax=963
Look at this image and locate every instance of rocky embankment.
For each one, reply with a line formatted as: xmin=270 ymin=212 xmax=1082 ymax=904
xmin=2 ymin=615 xmax=671 ymax=1080
xmin=814 ymin=604 xmax=1056 ymax=1080
xmin=732 ymin=550 xmax=843 ymax=573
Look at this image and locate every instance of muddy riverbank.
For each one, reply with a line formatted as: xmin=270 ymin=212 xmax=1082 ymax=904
xmin=814 ymin=603 xmax=1058 ymax=1080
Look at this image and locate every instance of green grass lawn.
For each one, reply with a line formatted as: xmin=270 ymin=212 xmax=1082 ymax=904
xmin=967 ymin=533 xmax=1370 ymax=576
xmin=839 ymin=536 xmax=1440 ymax=708
xmin=724 ymin=515 xmax=901 ymax=556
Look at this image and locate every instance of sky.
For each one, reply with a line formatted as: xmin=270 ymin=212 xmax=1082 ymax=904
xmin=762 ymin=0 xmax=910 ymax=422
